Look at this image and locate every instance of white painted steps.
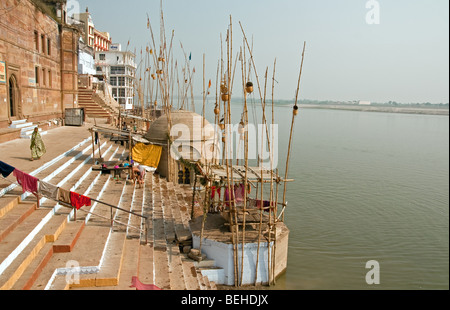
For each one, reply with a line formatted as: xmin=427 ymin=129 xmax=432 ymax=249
xmin=9 ymin=120 xmax=48 ymax=139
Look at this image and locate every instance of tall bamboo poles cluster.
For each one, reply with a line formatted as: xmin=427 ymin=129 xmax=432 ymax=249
xmin=135 ymin=1 xmax=197 ymax=125
xmin=193 ymin=16 xmax=306 ymax=287
xmin=134 ymin=3 xmax=306 ymax=288
xmin=133 ymin=1 xmax=200 ymax=185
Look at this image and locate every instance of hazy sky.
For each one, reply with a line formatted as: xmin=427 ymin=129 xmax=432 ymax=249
xmin=72 ymin=0 xmax=449 ymax=103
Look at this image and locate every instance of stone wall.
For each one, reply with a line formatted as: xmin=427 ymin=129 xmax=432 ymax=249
xmin=0 ymin=0 xmax=79 ymax=128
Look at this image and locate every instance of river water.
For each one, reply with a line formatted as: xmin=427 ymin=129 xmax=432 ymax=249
xmin=196 ymin=101 xmax=449 ymax=290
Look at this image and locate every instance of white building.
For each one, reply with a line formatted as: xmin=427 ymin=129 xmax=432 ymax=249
xmin=95 ymin=44 xmax=136 ymax=110
xmin=78 ymin=39 xmax=96 ymax=75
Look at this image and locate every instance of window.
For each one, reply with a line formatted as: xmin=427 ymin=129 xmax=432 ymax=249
xmin=96 ymin=66 xmax=102 ymax=72
xmin=34 ymin=31 xmax=39 ymax=50
xmin=42 ymin=68 xmax=46 ymax=86
xmin=112 ymin=88 xmax=117 ymax=98
xmin=35 ymin=66 xmax=39 ymax=85
xmin=118 ymin=77 xmax=125 ymax=86
xmin=110 ymin=77 xmax=117 ymax=86
xmin=119 ymin=88 xmax=125 ymax=97
xmin=111 ymin=66 xmax=125 ymax=75
xmin=41 ymin=34 xmax=46 ymax=54
xmin=48 ymin=69 xmax=52 ymax=87
xmin=99 ymin=54 xmax=105 ymax=60
xmin=47 ymin=38 xmax=51 ymax=56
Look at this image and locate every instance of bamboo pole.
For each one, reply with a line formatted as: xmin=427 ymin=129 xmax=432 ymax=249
xmin=254 ymin=67 xmax=269 ymax=285
xmin=238 ymin=22 xmax=274 ymax=180
xmin=267 ymin=58 xmax=277 ymax=285
xmin=282 ymin=41 xmax=306 ymax=222
xmin=272 ymin=168 xmax=279 ymax=285
xmin=91 ymin=131 xmax=96 ymax=161
xmin=239 ymin=45 xmax=250 ymax=286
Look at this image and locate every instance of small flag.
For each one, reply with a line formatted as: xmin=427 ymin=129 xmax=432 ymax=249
xmin=208 ymin=80 xmax=211 ymax=89
xmin=189 ymin=53 xmax=192 ymax=61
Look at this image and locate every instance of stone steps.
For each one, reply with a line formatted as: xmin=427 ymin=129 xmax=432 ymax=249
xmin=150 ymin=174 xmax=218 ymax=290
xmin=8 ymin=120 xmax=48 ymax=139
xmin=0 ymin=200 xmax=37 ymax=243
xmin=77 ymin=89 xmax=114 ymax=120
xmin=0 ymin=140 xmax=121 ymax=290
xmin=30 ymin=147 xmax=129 ymax=290
xmin=0 ymin=130 xmax=218 ymax=290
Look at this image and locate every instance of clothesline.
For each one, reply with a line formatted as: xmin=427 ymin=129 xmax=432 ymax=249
xmin=1 ymin=160 xmax=92 ymax=211
xmin=1 ymin=160 xmax=148 ymax=221
xmin=1 ymin=173 xmax=147 ymax=239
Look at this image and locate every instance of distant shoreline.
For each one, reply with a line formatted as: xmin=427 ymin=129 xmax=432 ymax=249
xmin=297 ymin=104 xmax=449 ymax=116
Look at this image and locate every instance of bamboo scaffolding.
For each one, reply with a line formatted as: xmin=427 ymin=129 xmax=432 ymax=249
xmin=136 ymin=6 xmax=303 ymax=288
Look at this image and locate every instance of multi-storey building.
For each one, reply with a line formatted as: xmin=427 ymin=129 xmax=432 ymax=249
xmin=0 ymin=0 xmax=79 ymax=129
xmin=93 ymin=29 xmax=111 ymax=52
xmin=72 ymin=8 xmax=111 ymax=52
xmin=95 ymin=45 xmax=136 ymax=110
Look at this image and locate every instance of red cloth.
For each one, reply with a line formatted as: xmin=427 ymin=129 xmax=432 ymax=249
xmin=13 ymin=169 xmax=38 ymax=194
xmin=211 ymin=186 xmax=221 ymax=199
xmin=130 ymin=276 xmax=162 ymax=290
xmin=70 ymin=191 xmax=92 ymax=210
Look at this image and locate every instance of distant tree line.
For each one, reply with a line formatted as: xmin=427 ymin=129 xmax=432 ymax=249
xmin=295 ymin=99 xmax=449 ymax=108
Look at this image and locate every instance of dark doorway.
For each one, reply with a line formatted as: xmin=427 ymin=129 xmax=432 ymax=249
xmin=8 ymin=75 xmax=17 ymax=117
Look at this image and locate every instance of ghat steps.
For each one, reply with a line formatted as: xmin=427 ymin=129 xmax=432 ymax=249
xmin=0 ymin=135 xmax=218 ymax=290
xmin=9 ymin=119 xmax=48 ymax=139
xmin=77 ymin=89 xmax=116 ymax=121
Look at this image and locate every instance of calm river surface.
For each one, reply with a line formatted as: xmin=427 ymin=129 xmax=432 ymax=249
xmin=199 ymin=101 xmax=449 ymax=290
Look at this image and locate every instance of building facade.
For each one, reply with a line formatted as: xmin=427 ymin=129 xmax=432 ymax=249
xmin=95 ymin=45 xmax=136 ymax=110
xmin=72 ymin=8 xmax=111 ymax=52
xmin=0 ymin=0 xmax=79 ymax=128
xmin=93 ymin=29 xmax=111 ymax=52
xmin=78 ymin=40 xmax=96 ymax=76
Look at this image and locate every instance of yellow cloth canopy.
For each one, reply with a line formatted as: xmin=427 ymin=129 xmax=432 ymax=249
xmin=131 ymin=143 xmax=162 ymax=168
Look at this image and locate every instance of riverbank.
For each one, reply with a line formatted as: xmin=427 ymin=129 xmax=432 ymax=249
xmin=298 ymin=104 xmax=449 ymax=116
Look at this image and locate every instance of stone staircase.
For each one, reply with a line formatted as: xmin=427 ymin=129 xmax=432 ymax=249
xmin=78 ymin=89 xmax=117 ymax=121
xmin=0 ymin=134 xmax=218 ymax=290
xmin=9 ymin=119 xmax=47 ymax=139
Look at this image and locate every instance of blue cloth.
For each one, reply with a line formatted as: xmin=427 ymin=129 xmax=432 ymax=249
xmin=0 ymin=161 xmax=15 ymax=178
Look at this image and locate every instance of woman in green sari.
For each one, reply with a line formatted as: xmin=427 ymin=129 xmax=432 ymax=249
xmin=30 ymin=127 xmax=46 ymax=161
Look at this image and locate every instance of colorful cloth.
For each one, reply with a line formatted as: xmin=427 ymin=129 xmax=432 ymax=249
xmin=70 ymin=191 xmax=91 ymax=210
xmin=224 ymin=186 xmax=234 ymax=207
xmin=39 ymin=181 xmax=59 ymax=200
xmin=57 ymin=187 xmax=71 ymax=205
xmin=131 ymin=143 xmax=162 ymax=168
xmin=13 ymin=169 xmax=38 ymax=194
xmin=30 ymin=129 xmax=46 ymax=159
xmin=130 ymin=276 xmax=161 ymax=290
xmin=248 ymin=199 xmax=274 ymax=212
xmin=234 ymin=184 xmax=245 ymax=203
xmin=0 ymin=161 xmax=15 ymax=178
